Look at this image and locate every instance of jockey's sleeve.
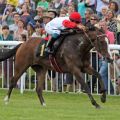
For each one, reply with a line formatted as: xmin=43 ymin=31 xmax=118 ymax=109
xmin=62 ymin=20 xmax=77 ymax=28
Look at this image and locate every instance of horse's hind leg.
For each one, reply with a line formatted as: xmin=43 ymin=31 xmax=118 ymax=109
xmin=4 ymin=65 xmax=28 ymax=104
xmin=83 ymin=66 xmax=106 ymax=103
xmin=32 ymin=66 xmax=47 ymax=106
xmin=4 ymin=75 xmax=21 ymax=104
xmin=73 ymin=67 xmax=100 ymax=109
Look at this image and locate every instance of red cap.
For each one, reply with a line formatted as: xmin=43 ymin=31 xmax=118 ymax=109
xmin=69 ymin=12 xmax=81 ymax=23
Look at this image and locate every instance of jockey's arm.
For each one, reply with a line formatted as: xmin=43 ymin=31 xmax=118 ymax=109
xmin=62 ymin=20 xmax=77 ymax=28
xmin=62 ymin=20 xmax=86 ymax=31
xmin=76 ymin=24 xmax=86 ymax=31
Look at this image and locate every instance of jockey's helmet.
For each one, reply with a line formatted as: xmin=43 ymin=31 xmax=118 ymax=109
xmin=69 ymin=12 xmax=81 ymax=23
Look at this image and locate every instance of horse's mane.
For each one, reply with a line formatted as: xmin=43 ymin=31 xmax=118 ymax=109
xmin=85 ymin=24 xmax=105 ymax=34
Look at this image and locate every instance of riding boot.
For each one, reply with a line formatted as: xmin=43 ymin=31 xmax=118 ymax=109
xmin=52 ymin=35 xmax=65 ymax=55
xmin=45 ymin=37 xmax=57 ymax=54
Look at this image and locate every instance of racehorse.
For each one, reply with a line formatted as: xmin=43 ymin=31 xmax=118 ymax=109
xmin=0 ymin=28 xmax=112 ymax=109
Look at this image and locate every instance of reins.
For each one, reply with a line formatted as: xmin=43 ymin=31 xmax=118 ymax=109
xmin=82 ymin=30 xmax=107 ymax=52
xmin=83 ymin=30 xmax=94 ymax=46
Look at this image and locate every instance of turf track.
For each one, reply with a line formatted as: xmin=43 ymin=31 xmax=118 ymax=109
xmin=0 ymin=89 xmax=120 ymax=120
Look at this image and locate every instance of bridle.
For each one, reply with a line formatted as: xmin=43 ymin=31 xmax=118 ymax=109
xmin=96 ymin=33 xmax=107 ymax=52
xmin=83 ymin=30 xmax=107 ymax=52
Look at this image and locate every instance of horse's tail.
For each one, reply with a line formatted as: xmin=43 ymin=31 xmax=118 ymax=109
xmin=0 ymin=44 xmax=22 ymax=62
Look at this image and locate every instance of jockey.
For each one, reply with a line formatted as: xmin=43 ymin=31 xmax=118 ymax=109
xmin=44 ymin=12 xmax=85 ymax=54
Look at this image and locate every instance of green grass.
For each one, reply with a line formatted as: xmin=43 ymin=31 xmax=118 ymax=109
xmin=0 ymin=89 xmax=120 ymax=120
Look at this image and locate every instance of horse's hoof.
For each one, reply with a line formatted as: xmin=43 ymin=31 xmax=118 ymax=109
xmin=4 ymin=96 xmax=9 ymax=105
xmin=95 ymin=104 xmax=101 ymax=109
xmin=100 ymin=93 xmax=106 ymax=103
xmin=5 ymin=101 xmax=9 ymax=105
xmin=42 ymin=102 xmax=46 ymax=107
xmin=4 ymin=96 xmax=9 ymax=102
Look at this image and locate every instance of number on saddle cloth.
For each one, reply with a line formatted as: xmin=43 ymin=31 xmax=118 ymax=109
xmin=36 ymin=39 xmax=47 ymax=57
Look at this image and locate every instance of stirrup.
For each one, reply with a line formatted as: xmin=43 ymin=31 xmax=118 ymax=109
xmin=44 ymin=47 xmax=54 ymax=54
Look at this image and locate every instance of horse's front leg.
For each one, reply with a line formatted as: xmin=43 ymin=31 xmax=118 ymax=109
xmin=73 ymin=67 xmax=100 ymax=109
xmin=36 ymin=69 xmax=47 ymax=106
xmin=83 ymin=65 xmax=106 ymax=103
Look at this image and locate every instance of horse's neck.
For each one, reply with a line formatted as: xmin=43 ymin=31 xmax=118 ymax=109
xmin=79 ymin=39 xmax=93 ymax=55
xmin=58 ymin=33 xmax=93 ymax=57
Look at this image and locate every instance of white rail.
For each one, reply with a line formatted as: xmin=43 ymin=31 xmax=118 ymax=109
xmin=109 ymin=44 xmax=120 ymax=50
xmin=0 ymin=41 xmax=23 ymax=46
xmin=0 ymin=41 xmax=120 ymax=50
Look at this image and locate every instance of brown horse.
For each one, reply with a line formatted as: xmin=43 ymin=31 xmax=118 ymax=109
xmin=0 ymin=28 xmax=112 ymax=108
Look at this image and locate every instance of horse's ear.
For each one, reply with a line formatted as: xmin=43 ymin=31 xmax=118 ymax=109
xmin=94 ymin=23 xmax=100 ymax=29
xmin=94 ymin=24 xmax=105 ymax=33
xmin=88 ymin=25 xmax=96 ymax=31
